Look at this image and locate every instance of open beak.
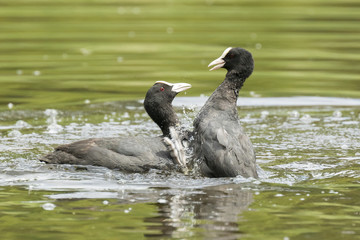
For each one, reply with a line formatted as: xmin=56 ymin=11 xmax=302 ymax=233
xmin=155 ymin=81 xmax=192 ymax=93
xmin=208 ymin=47 xmax=232 ymax=71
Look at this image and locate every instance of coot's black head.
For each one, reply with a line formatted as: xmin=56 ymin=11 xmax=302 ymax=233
xmin=144 ymin=81 xmax=191 ymax=136
xmin=145 ymin=81 xmax=189 ymax=105
xmin=208 ymin=47 xmax=254 ymax=79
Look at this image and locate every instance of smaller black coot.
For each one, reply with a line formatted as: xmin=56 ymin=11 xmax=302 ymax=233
xmin=40 ymin=81 xmax=191 ymax=173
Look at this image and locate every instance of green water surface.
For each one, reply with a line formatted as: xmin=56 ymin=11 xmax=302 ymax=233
xmin=0 ymin=0 xmax=360 ymax=240
xmin=1 ymin=0 xmax=360 ymax=109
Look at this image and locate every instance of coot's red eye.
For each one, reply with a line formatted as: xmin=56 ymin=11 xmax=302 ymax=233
xmin=160 ymin=87 xmax=165 ymax=91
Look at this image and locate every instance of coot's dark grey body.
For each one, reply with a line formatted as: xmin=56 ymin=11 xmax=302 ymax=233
xmin=42 ymin=136 xmax=174 ymax=172
xmin=40 ymin=81 xmax=191 ymax=172
xmin=193 ymin=47 xmax=258 ymax=178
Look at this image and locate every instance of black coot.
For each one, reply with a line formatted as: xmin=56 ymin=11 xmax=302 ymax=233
xmin=40 ymin=81 xmax=191 ymax=173
xmin=193 ymin=47 xmax=258 ymax=178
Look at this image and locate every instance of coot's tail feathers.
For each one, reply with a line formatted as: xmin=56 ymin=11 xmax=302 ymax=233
xmin=40 ymin=139 xmax=95 ymax=165
xmin=39 ymin=150 xmax=81 ymax=165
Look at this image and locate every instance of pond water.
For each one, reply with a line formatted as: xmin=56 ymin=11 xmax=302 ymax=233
xmin=1 ymin=0 xmax=360 ymax=110
xmin=0 ymin=98 xmax=359 ymax=239
xmin=1 ymin=0 xmax=360 ymax=239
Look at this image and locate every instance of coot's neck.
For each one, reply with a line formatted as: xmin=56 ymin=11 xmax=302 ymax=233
xmin=207 ymin=70 xmax=247 ymax=109
xmin=158 ymin=105 xmax=178 ymax=137
xmin=145 ymin=102 xmax=178 ymax=137
xmin=226 ymin=70 xmax=247 ymax=93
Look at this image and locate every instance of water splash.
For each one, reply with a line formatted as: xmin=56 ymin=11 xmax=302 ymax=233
xmin=42 ymin=202 xmax=56 ymax=210
xmin=7 ymin=130 xmax=22 ymax=138
xmin=44 ymin=109 xmax=63 ymax=133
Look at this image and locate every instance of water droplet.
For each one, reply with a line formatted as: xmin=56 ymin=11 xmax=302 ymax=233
xmin=255 ymin=43 xmax=262 ymax=50
xmin=42 ymin=203 xmax=56 ymax=211
xmin=15 ymin=120 xmax=31 ymax=128
xmin=157 ymin=199 xmax=168 ymax=204
xmin=45 ymin=109 xmax=58 ymax=119
xmin=80 ymin=48 xmax=92 ymax=56
xmin=300 ymin=114 xmax=312 ymax=123
xmin=8 ymin=103 xmax=14 ymax=109
xmin=117 ymin=56 xmax=124 ymax=63
xmin=250 ymin=32 xmax=258 ymax=39
xmin=132 ymin=7 xmax=141 ymax=15
xmin=104 ymin=171 xmax=114 ymax=180
xmin=8 ymin=130 xmax=22 ymax=138
xmin=33 ymin=70 xmax=41 ymax=76
xmin=84 ymin=99 xmax=91 ymax=104
xmin=122 ymin=112 xmax=130 ymax=118
xmin=122 ymin=120 xmax=131 ymax=125
xmin=275 ymin=193 xmax=284 ymax=197
xmin=47 ymin=124 xmax=63 ymax=134
xmin=261 ymin=111 xmax=269 ymax=119
xmin=103 ymin=200 xmax=109 ymax=205
xmin=117 ymin=7 xmax=126 ymax=14
xmin=341 ymin=144 xmax=348 ymax=150
xmin=333 ymin=110 xmax=342 ymax=118
xmin=16 ymin=70 xmax=23 ymax=75
xmin=250 ymin=91 xmax=261 ymax=97
xmin=289 ymin=110 xmax=300 ymax=118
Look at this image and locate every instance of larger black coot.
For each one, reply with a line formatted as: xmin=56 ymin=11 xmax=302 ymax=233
xmin=40 ymin=81 xmax=191 ymax=173
xmin=193 ymin=47 xmax=258 ymax=178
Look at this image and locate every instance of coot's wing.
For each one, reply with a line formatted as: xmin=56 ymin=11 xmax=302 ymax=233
xmin=199 ymin=120 xmax=257 ymax=178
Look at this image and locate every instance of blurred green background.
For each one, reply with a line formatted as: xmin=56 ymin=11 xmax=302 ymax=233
xmin=1 ymin=0 xmax=360 ymax=109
